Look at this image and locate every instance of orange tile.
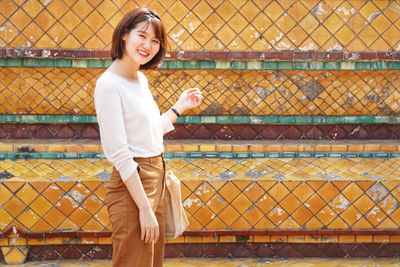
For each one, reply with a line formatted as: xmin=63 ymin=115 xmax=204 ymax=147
xmin=43 ymin=207 xmax=65 ymax=228
xmin=3 ymin=197 xmax=26 ymax=218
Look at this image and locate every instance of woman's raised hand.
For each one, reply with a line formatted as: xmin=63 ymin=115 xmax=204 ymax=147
xmin=176 ymin=88 xmax=202 ymax=112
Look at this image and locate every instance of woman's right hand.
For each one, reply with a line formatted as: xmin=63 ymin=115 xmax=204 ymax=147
xmin=139 ymin=206 xmax=159 ymax=244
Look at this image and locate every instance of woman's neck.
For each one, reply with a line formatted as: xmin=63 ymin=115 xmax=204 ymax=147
xmin=108 ymin=57 xmax=140 ymax=82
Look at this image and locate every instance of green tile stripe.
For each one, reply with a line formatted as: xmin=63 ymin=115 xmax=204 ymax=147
xmin=1 ymin=58 xmax=400 ymax=70
xmin=0 ymin=152 xmax=399 ymax=160
xmin=1 ymin=115 xmax=399 ymax=124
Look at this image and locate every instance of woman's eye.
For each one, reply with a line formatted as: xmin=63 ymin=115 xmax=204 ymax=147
xmin=152 ymin=40 xmax=160 ymax=44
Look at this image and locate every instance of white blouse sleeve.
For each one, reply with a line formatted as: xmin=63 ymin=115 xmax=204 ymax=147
xmin=94 ymin=81 xmax=138 ymax=182
xmin=160 ymin=113 xmax=175 ymax=134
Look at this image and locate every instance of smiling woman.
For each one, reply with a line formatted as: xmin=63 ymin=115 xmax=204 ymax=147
xmin=93 ymin=7 xmax=202 ymax=267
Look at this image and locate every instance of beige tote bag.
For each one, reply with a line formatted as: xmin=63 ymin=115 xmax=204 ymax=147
xmin=165 ymin=170 xmax=189 ymax=239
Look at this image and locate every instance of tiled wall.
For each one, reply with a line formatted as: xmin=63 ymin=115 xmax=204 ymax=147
xmin=1 ymin=0 xmax=399 ymax=51
xmin=1 ymin=67 xmax=400 ymax=116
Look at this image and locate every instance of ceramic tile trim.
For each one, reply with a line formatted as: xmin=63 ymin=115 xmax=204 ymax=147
xmin=1 ymin=57 xmax=400 ymax=70
xmin=1 ymin=49 xmax=399 ymax=61
xmin=2 ymin=139 xmax=400 ymax=154
xmin=1 ymin=115 xmax=399 ymax=124
xmin=0 ymin=152 xmax=399 ymax=160
xmin=2 ymin=227 xmax=400 ymax=239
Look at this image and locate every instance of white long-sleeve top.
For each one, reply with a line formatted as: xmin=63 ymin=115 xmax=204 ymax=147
xmin=94 ymin=71 xmax=174 ymax=182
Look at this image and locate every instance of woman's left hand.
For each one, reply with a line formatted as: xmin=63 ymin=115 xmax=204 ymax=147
xmin=175 ymin=88 xmax=202 ymax=113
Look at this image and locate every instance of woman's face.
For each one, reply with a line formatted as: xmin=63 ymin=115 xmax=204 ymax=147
xmin=122 ymin=21 xmax=160 ymax=66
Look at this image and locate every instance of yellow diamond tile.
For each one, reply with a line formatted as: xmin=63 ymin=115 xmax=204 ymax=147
xmin=267 ymin=205 xmax=288 ymax=225
xmin=30 ymin=195 xmax=52 ymax=217
xmin=291 ymin=204 xmax=313 ymax=226
xmin=264 ymin=1 xmax=284 ymax=22
xmin=17 ymin=209 xmax=40 ymax=230
xmin=3 ymin=196 xmax=26 ymax=218
xmin=15 ymin=184 xmax=39 ymax=205
xmin=192 ymin=205 xmax=213 ymax=227
xmin=218 ymin=205 xmax=240 ymax=227
xmin=43 ymin=207 xmax=65 ymax=228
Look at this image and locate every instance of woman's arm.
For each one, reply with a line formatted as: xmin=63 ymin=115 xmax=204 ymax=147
xmin=166 ymin=88 xmax=203 ymax=123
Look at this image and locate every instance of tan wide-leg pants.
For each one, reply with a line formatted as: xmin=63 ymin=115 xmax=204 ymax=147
xmin=105 ymin=155 xmax=166 ymax=267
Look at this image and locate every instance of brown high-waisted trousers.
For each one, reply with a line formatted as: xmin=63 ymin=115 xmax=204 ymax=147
xmin=105 ymin=155 xmax=166 ymax=267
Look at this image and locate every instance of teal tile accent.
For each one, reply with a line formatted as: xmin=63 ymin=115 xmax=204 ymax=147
xmin=277 ymin=61 xmax=292 ymax=70
xmin=309 ymin=62 xmax=324 ymax=70
xmin=298 ymin=152 xmax=312 ymax=158
xmin=215 ymin=61 xmax=230 ymax=69
xmin=189 ymin=152 xmax=203 ymax=158
xmin=204 ymin=152 xmax=218 ymax=158
xmin=264 ymin=116 xmax=279 ymax=123
xmin=234 ymin=116 xmax=249 ymax=124
xmin=373 ymin=116 xmax=390 ymax=123
xmin=312 ymin=116 xmax=326 ymax=124
xmin=375 ymin=152 xmax=389 ymax=158
xmin=173 ymin=152 xmax=187 ymax=158
xmin=39 ymin=58 xmax=55 ymax=67
xmin=72 ymin=59 xmax=88 ymax=68
xmin=56 ymin=59 xmax=72 ymax=68
xmin=343 ymin=153 xmax=358 ymax=158
xmin=266 ymin=152 xmax=280 ymax=158
xmin=340 ymin=62 xmax=355 ymax=70
xmin=359 ymin=153 xmax=374 ymax=158
xmin=4 ymin=114 xmax=20 ymax=123
xmin=20 ymin=115 xmax=38 ymax=123
xmin=71 ymin=115 xmax=88 ymax=123
xmin=326 ymin=116 xmax=342 ymax=124
xmin=38 ymin=115 xmax=55 ymax=123
xmin=63 ymin=153 xmax=79 ymax=159
xmin=389 ymin=62 xmax=400 ymax=70
xmin=87 ymin=115 xmax=98 ymax=123
xmin=251 ymin=152 xmax=265 ymax=158
xmin=263 ymin=61 xmax=277 ymax=70
xmin=88 ymin=59 xmax=103 ymax=68
xmin=279 ymin=116 xmax=295 ymax=124
xmin=159 ymin=61 xmax=168 ymax=69
xmin=327 ymin=153 xmax=342 ymax=158
xmin=342 ymin=116 xmax=358 ymax=123
xmin=282 ymin=152 xmax=296 ymax=158
xmin=7 ymin=58 xmax=23 ymax=67
xmin=184 ymin=116 xmax=201 ymax=124
xmin=314 ymin=153 xmax=327 ymax=158
xmin=95 ymin=153 xmax=105 ymax=159
xmin=373 ymin=61 xmax=387 ymax=70
xmin=169 ymin=60 xmax=184 ymax=69
xmin=216 ymin=116 xmax=233 ymax=123
xmin=79 ymin=153 xmax=94 ymax=158
xmin=391 ymin=153 xmax=400 ymax=158
xmin=219 ymin=152 xmax=234 ymax=158
xmin=295 ymin=116 xmax=312 ymax=124
xmin=249 ymin=116 xmax=264 ymax=124
xmin=104 ymin=59 xmax=113 ymax=68
xmin=359 ymin=116 xmax=373 ymax=123
xmin=23 ymin=58 xmax=39 ymax=67
xmin=247 ymin=61 xmax=262 ymax=70
xmin=356 ymin=62 xmax=371 ymax=70
xmin=183 ymin=61 xmax=198 ymax=69
xmin=294 ymin=62 xmax=309 ymax=70
xmin=200 ymin=116 xmax=216 ymax=123
xmin=199 ymin=60 xmax=215 ymax=69
xmin=174 ymin=117 xmax=184 ymax=123
xmin=163 ymin=152 xmax=172 ymax=158
xmin=230 ymin=61 xmax=247 ymax=70
xmin=40 ymin=153 xmax=59 ymax=159
xmin=324 ymin=62 xmax=340 ymax=70
xmin=235 ymin=152 xmax=249 ymax=158
xmin=0 ymin=58 xmax=6 ymax=66
xmin=55 ymin=115 xmax=71 ymax=123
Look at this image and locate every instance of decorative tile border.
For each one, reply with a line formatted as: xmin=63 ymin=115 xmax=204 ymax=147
xmin=0 ymin=151 xmax=399 ymax=160
xmin=1 ymin=115 xmax=399 ymax=124
xmin=1 ymin=57 xmax=400 ymax=70
xmin=1 ymin=49 xmax=399 ymax=61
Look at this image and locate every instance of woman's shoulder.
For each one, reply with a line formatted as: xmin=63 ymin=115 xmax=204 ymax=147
xmin=94 ymin=72 xmax=122 ymax=97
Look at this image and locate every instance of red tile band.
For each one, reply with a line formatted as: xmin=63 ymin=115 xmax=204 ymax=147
xmin=1 ymin=48 xmax=398 ymax=60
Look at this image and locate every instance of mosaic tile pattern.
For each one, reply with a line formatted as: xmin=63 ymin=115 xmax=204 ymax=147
xmin=1 ymin=0 xmax=400 ymax=51
xmin=1 ymin=158 xmax=400 ymax=234
xmin=1 ymin=68 xmax=400 ymax=116
xmin=2 ymin=139 xmax=400 ymax=154
xmin=12 ymin=254 xmax=400 ymax=265
xmin=1 ymin=123 xmax=400 ymax=140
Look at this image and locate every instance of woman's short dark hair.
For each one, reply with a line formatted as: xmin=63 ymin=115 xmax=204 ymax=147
xmin=110 ymin=7 xmax=167 ymax=70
